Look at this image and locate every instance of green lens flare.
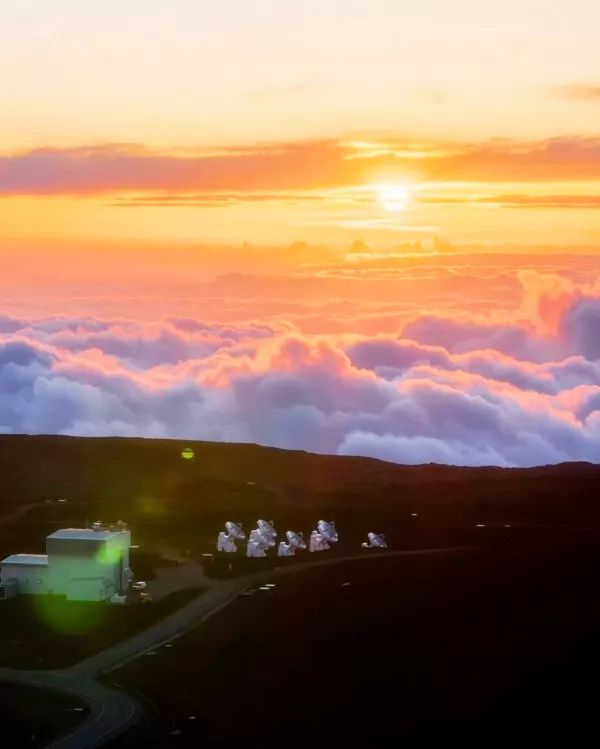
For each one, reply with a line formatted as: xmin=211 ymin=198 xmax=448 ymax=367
xmin=33 ymin=595 xmax=107 ymax=635
xmin=181 ymin=447 xmax=195 ymax=460
xmin=96 ymin=545 xmax=122 ymax=566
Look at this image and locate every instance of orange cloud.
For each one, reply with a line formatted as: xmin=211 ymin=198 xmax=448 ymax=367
xmin=552 ymin=82 xmax=600 ymax=103
xmin=420 ymin=194 xmax=600 ymax=209
xmin=1 ymin=136 xmax=600 ymax=199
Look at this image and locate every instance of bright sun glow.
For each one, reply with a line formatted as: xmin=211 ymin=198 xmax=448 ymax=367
xmin=378 ymin=184 xmax=410 ymax=211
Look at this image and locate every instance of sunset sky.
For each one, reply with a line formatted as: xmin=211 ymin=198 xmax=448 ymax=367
xmin=2 ymin=0 xmax=600 ymax=248
xmin=1 ymin=2 xmax=599 ymax=465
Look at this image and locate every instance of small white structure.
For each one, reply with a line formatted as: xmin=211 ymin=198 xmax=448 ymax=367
xmin=247 ymin=539 xmax=268 ymax=558
xmin=308 ymin=520 xmax=338 ymax=552
xmin=216 ymin=521 xmax=245 ymax=553
xmin=256 ymin=519 xmax=277 ymax=543
xmin=0 ymin=522 xmax=134 ymax=602
xmin=246 ymin=521 xmax=277 ymax=555
xmin=277 ymin=542 xmax=295 ymax=557
xmin=217 ymin=532 xmax=237 ymax=553
xmin=309 ymin=530 xmax=330 ymax=553
xmin=277 ymin=530 xmax=307 ymax=557
xmin=362 ymin=532 xmax=388 ymax=549
xmin=248 ymin=528 xmax=262 ymax=543
xmin=0 ymin=555 xmax=49 ymax=596
xmin=246 ymin=520 xmax=278 ymax=558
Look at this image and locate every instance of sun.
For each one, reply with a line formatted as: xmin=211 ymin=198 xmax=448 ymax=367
xmin=378 ymin=184 xmax=410 ymax=212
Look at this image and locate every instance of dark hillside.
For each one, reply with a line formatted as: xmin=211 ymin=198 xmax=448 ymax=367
xmin=0 ymin=435 xmax=598 ymax=559
xmin=112 ymin=541 xmax=600 ymax=747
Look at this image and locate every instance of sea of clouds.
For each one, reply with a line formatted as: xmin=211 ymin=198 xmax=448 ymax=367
xmin=0 ymin=267 xmax=599 ymax=467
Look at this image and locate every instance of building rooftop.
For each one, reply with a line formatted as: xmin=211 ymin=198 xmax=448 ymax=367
xmin=46 ymin=528 xmax=125 ymax=542
xmin=1 ymin=554 xmax=49 ymax=566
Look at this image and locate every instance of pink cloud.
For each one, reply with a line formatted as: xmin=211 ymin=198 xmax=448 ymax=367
xmin=1 ymin=136 xmax=600 ymax=197
xmin=0 ymin=268 xmax=599 ymax=466
xmin=0 ymin=141 xmax=346 ymax=196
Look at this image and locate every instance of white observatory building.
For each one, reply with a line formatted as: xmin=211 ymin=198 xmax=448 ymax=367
xmin=0 ymin=522 xmax=133 ymax=602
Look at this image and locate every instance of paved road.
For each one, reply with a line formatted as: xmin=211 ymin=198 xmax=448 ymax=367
xmin=0 ymin=668 xmax=140 ymax=748
xmin=0 ymin=546 xmax=469 ymax=748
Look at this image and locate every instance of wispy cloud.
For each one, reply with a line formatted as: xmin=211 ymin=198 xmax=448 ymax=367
xmin=419 ymin=194 xmax=600 ymax=209
xmin=304 ymin=217 xmax=439 ymax=234
xmin=482 ymin=194 xmax=600 ymax=209
xmin=552 ymin=82 xmax=600 ymax=103
xmin=106 ymin=191 xmax=331 ymax=208
xmin=1 ymin=137 xmax=599 ymax=199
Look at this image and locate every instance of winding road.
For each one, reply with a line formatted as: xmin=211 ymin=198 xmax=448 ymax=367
xmin=0 ymin=547 xmax=468 ymax=748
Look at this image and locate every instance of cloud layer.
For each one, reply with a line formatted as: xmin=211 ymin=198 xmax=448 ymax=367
xmin=0 ymin=269 xmax=599 ymax=467
xmin=1 ymin=137 xmax=599 ymax=197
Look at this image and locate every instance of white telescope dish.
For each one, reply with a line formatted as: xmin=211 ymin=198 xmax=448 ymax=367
xmin=309 ymin=530 xmax=330 ymax=553
xmin=286 ymin=530 xmax=306 ymax=550
xmin=217 ymin=520 xmax=246 ymax=552
xmin=247 ymin=539 xmax=267 ymax=558
xmin=217 ymin=531 xmax=237 ymax=553
xmin=317 ymin=520 xmax=339 ymax=544
xmin=257 ymin=519 xmax=277 ymax=538
xmin=362 ymin=532 xmax=387 ymax=549
xmin=225 ymin=521 xmax=245 ymax=540
xmin=247 ymin=527 xmax=274 ymax=556
xmin=251 ymin=526 xmax=276 ymax=549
